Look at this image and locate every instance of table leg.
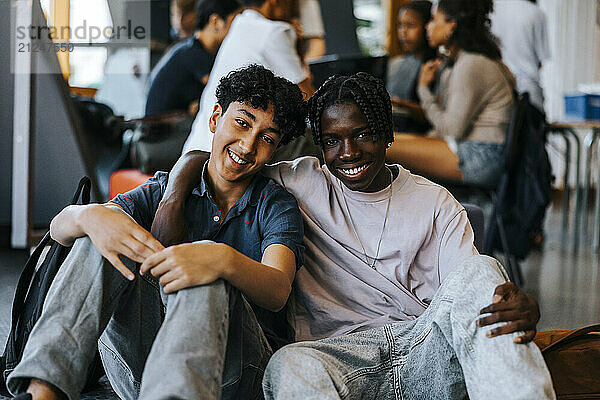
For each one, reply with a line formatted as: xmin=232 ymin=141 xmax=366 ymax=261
xmin=564 ymin=129 xmax=582 ymax=249
xmin=593 ymin=129 xmax=600 ymax=251
xmin=582 ymin=131 xmax=599 ymax=245
xmin=560 ymin=133 xmax=571 ymax=239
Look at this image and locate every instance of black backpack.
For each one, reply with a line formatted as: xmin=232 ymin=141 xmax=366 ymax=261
xmin=1 ymin=177 xmax=104 ymax=396
xmin=488 ymin=95 xmax=553 ymax=260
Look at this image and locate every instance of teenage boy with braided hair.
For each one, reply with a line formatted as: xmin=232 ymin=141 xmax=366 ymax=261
xmin=152 ymin=72 xmax=555 ymax=398
xmin=7 ymin=65 xmax=307 ymax=400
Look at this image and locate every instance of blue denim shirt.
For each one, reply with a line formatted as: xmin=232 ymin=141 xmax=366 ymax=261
xmin=110 ymin=164 xmax=305 ymax=348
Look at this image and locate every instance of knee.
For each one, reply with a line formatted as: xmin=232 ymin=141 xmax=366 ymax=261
xmin=67 ymin=236 xmax=108 ymax=270
xmin=454 ymin=255 xmax=508 ymax=288
xmin=265 ymin=344 xmax=314 ymax=380
xmin=163 ymin=279 xmax=230 ymax=308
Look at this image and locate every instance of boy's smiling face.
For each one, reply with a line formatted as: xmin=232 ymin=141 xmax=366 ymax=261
xmin=320 ymin=102 xmax=390 ymax=193
xmin=207 ymin=101 xmax=281 ymax=185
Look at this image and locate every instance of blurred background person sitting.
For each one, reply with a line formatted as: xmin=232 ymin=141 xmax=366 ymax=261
xmin=491 ymin=0 xmax=551 ymax=112
xmin=297 ymin=0 xmax=326 ymax=61
xmin=145 ymin=0 xmax=241 ymax=117
xmin=181 ymin=0 xmax=317 ymax=160
xmin=386 ymin=0 xmax=436 ymax=133
xmin=387 ymin=0 xmax=515 ymax=187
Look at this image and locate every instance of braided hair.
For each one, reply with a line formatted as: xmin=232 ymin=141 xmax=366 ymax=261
xmin=308 ymin=72 xmax=394 ymax=148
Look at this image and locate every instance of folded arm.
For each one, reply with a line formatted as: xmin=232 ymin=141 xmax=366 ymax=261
xmin=140 ymin=242 xmax=296 ymax=311
xmin=50 ymin=203 xmax=164 ymax=280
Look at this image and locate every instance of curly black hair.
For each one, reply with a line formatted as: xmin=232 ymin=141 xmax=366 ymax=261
xmin=437 ymin=0 xmax=502 ymax=60
xmin=308 ymin=72 xmax=394 ymax=148
xmin=215 ymin=64 xmax=307 ymax=145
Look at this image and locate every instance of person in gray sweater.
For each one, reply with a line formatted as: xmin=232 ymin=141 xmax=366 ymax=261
xmin=387 ymin=0 xmax=515 ymax=186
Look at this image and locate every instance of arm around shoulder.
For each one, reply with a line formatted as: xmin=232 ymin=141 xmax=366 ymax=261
xmin=151 ymin=150 xmax=210 ymax=246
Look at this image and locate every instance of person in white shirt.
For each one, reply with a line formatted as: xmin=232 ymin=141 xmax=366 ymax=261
xmin=297 ymin=0 xmax=326 ymax=61
xmin=182 ymin=0 xmax=315 ymax=155
xmin=491 ymin=0 xmax=551 ymax=111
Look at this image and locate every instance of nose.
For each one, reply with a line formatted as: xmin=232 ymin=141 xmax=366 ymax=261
xmin=426 ymin=21 xmax=433 ymax=35
xmin=339 ymin=139 xmax=361 ymax=161
xmin=238 ymin=132 xmax=258 ymax=155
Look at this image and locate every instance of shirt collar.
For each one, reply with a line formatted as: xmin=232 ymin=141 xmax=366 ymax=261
xmin=192 ymin=159 xmax=261 ymax=212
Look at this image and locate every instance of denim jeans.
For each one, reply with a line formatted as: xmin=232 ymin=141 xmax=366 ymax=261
xmin=457 ymin=141 xmax=505 ymax=186
xmin=263 ymin=255 xmax=555 ymax=399
xmin=7 ymin=237 xmax=271 ymax=400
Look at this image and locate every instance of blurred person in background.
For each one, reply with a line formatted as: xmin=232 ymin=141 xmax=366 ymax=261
xmin=182 ymin=0 xmax=319 ymax=162
xmin=297 ymin=0 xmax=326 ymax=61
xmin=491 ymin=0 xmax=550 ymax=112
xmin=170 ymin=0 xmax=199 ymax=40
xmin=387 ymin=0 xmax=515 ymax=187
xmin=387 ymin=0 xmax=436 ymax=133
xmin=146 ymin=0 xmax=241 ymax=116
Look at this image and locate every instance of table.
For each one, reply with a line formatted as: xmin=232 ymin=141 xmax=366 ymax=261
xmin=547 ymin=121 xmax=600 ymax=251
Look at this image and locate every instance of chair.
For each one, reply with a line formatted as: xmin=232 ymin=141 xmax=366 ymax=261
xmin=308 ymin=54 xmax=388 ymax=89
xmin=463 ymin=203 xmax=484 ymax=253
xmin=432 ymin=93 xmax=532 ymax=285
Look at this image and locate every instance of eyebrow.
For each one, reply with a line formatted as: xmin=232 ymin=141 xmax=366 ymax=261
xmin=322 ymin=124 xmax=369 ymax=137
xmin=238 ymin=108 xmax=281 ymax=135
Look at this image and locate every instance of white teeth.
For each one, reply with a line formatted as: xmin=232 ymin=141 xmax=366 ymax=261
xmin=228 ymin=149 xmax=249 ymax=165
xmin=340 ymin=164 xmax=368 ymax=176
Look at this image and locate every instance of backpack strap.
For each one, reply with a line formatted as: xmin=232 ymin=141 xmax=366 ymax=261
xmin=9 ymin=176 xmax=91 ymax=333
xmin=541 ymin=324 xmax=600 ymax=353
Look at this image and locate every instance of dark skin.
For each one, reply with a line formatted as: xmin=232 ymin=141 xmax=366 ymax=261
xmin=151 ymin=102 xmax=540 ymax=344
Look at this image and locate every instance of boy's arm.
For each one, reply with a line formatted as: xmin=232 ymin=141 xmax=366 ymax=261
xmin=151 ymin=150 xmax=210 ymax=246
xmin=50 ymin=203 xmax=164 ymax=280
xmin=140 ymin=242 xmax=296 ymax=312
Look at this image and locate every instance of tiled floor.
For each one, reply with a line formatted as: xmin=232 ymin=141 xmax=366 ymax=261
xmin=0 ymin=195 xmax=599 ymax=398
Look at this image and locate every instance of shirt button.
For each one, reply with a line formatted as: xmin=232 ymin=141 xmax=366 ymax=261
xmin=213 ymin=215 xmax=220 ymax=222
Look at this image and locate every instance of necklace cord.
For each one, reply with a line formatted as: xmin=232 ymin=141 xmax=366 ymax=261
xmin=341 ymin=166 xmax=393 ymax=269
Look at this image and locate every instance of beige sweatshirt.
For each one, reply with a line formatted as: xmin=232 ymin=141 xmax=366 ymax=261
xmin=418 ymin=50 xmax=516 ymax=144
xmin=263 ymin=157 xmax=477 ymax=340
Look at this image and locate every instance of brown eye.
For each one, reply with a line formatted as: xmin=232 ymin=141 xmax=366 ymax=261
xmin=323 ymin=138 xmax=339 ymax=147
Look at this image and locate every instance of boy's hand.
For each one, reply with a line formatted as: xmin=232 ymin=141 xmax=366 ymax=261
xmin=140 ymin=242 xmax=228 ymax=293
xmin=477 ymin=282 xmax=540 ymax=344
xmin=80 ymin=205 xmax=164 ymax=280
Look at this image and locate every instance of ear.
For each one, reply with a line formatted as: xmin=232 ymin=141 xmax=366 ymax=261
xmin=212 ymin=15 xmax=226 ymax=32
xmin=448 ymin=20 xmax=457 ymax=36
xmin=207 ymin=13 xmax=219 ymax=27
xmin=209 ymin=103 xmax=223 ymax=133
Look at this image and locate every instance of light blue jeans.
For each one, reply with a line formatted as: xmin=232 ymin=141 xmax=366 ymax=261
xmin=7 ymin=237 xmax=271 ymax=400
xmin=263 ymin=255 xmax=555 ymax=399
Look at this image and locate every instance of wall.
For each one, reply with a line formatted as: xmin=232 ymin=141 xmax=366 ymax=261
xmin=0 ymin=0 xmax=15 ymax=232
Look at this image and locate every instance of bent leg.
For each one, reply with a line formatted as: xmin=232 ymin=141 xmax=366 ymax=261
xmin=387 ymin=133 xmax=462 ymax=180
xmin=139 ymin=279 xmax=272 ymax=400
xmin=98 ymin=272 xmax=163 ymax=399
xmin=7 ymin=237 xmax=154 ymax=400
xmin=402 ymin=255 xmax=555 ymax=399
xmin=263 ymin=326 xmax=398 ymax=400
xmin=264 ymin=256 xmax=555 ymax=400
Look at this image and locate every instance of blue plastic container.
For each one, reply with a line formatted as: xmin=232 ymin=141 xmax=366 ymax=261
xmin=564 ymin=94 xmax=600 ymax=120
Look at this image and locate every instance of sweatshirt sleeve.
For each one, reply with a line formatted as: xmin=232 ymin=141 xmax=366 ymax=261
xmin=418 ymin=56 xmax=488 ymax=140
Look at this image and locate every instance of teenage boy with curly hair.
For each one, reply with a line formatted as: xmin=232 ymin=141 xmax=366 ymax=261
xmin=7 ymin=65 xmax=307 ymax=400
